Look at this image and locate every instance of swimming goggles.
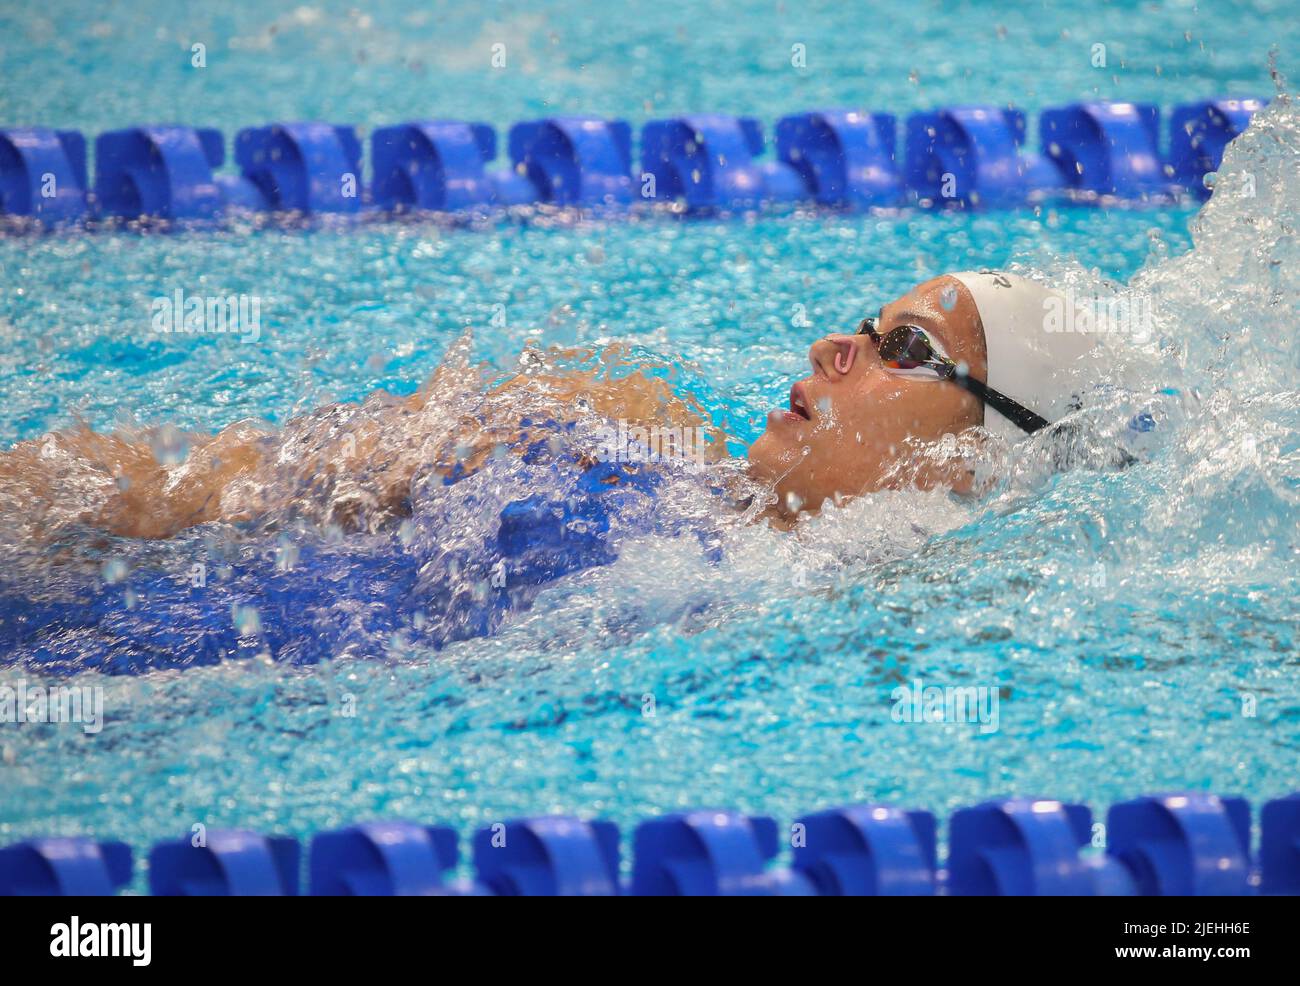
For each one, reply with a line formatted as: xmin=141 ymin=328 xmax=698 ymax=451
xmin=857 ymin=314 xmax=1050 ymax=434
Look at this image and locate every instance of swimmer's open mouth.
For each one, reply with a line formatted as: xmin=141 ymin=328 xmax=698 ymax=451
xmin=789 ymin=383 xmax=812 ymax=420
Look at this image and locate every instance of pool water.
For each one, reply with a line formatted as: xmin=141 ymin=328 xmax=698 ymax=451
xmin=1 ymin=1 xmax=1298 ymax=875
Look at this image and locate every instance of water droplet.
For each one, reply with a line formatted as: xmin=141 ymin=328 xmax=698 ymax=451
xmin=151 ymin=424 xmax=189 ymax=465
xmin=275 ymin=535 xmax=299 ymax=572
xmin=101 ymin=558 xmax=128 ymax=584
xmin=784 ymin=491 xmax=804 ymax=513
xmin=232 ymin=604 xmax=262 ymax=636
xmin=940 ymin=286 xmax=958 ymax=310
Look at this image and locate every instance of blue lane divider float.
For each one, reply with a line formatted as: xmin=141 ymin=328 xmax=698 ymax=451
xmin=473 ymin=816 xmax=621 ymax=895
xmin=640 ymin=114 xmax=805 ymax=211
xmin=905 ymin=105 xmax=1062 ymax=207
xmin=508 ymin=116 xmax=633 ymax=207
xmin=234 ymin=122 xmax=363 ymax=214
xmin=0 ymin=837 xmax=132 ymax=895
xmin=370 ymin=120 xmax=536 ymax=212
xmin=94 ymin=126 xmax=227 ymax=221
xmin=0 ymin=127 xmax=88 ymax=222
xmin=308 ymin=820 xmax=482 ymax=895
xmin=0 ymin=98 xmax=1267 ymax=225
xmin=791 ymin=804 xmax=937 ymax=894
xmin=631 ymin=810 xmax=813 ymax=895
xmin=1107 ymin=792 xmax=1252 ymax=895
xmin=1260 ymin=792 xmax=1300 ymax=895
xmin=949 ymin=797 xmax=1135 ymax=896
xmin=776 ymin=110 xmax=903 ymax=207
xmin=1040 ymin=101 xmax=1167 ymax=199
xmin=2 ymin=792 xmax=1297 ymax=895
xmin=1169 ymin=97 xmax=1269 ymax=199
xmin=148 ymin=829 xmax=299 ymax=895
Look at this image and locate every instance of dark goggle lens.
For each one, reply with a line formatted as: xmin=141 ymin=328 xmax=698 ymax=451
xmin=856 ymin=316 xmax=944 ymax=372
xmin=878 ymin=327 xmax=936 ymax=369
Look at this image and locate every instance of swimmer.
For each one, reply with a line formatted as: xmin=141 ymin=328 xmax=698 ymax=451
xmin=0 ymin=271 xmax=1100 ymax=541
xmin=748 ymin=270 xmax=1101 ymax=525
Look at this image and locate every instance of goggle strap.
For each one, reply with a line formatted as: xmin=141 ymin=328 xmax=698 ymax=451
xmin=955 ymin=374 xmax=1052 ymax=434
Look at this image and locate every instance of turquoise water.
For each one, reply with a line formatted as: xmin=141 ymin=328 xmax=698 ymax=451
xmin=0 ymin=0 xmax=1292 ymax=135
xmin=1 ymin=1 xmax=1298 ymax=877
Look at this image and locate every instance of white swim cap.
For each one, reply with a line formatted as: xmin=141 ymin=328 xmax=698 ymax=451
xmin=952 ymin=270 xmax=1101 ymax=443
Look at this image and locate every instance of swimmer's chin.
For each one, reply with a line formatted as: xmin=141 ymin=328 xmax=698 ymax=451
xmin=744 ymin=431 xmax=795 ymax=484
xmin=745 ymin=439 xmax=980 ymax=528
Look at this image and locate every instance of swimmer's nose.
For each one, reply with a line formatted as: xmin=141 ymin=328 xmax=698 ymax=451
xmin=809 ymin=334 xmax=865 ymax=381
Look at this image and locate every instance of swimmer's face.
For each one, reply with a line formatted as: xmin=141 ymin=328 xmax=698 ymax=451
xmin=747 ymin=275 xmax=987 ymax=519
